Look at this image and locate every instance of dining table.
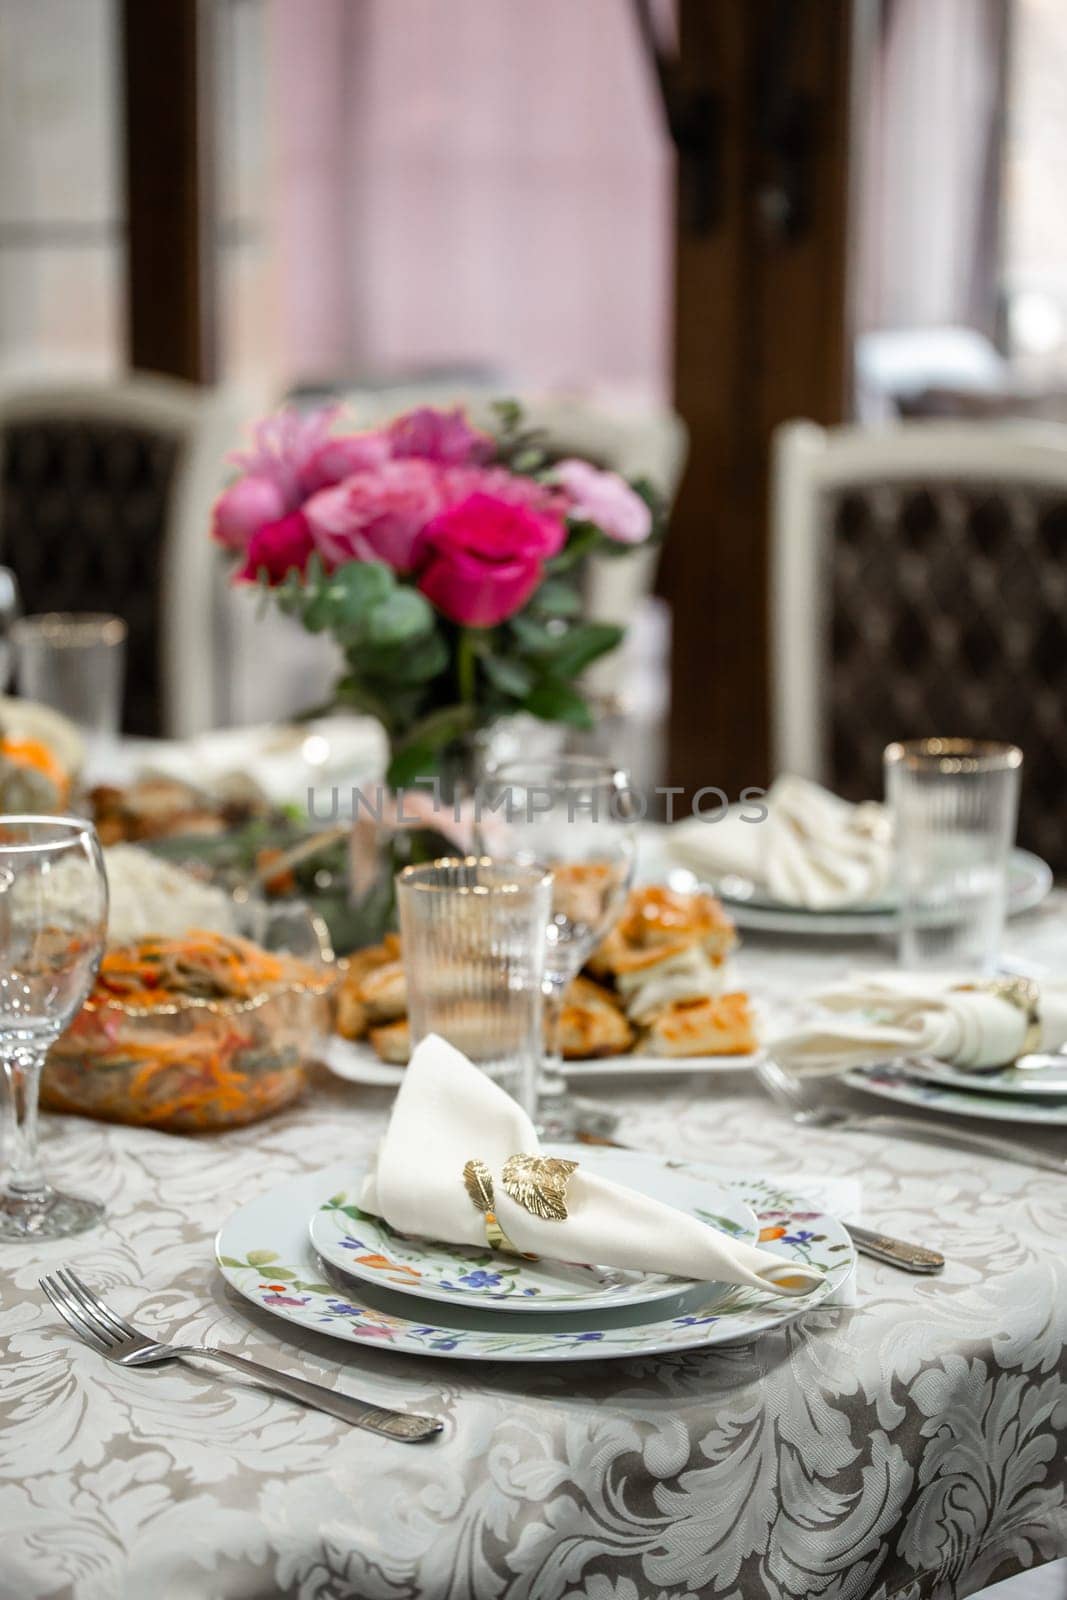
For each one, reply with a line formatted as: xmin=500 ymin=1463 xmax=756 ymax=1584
xmin=1 ymin=880 xmax=1065 ymax=1600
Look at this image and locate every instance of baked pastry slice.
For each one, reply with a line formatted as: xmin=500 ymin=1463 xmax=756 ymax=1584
xmin=559 ymin=976 xmax=634 ymax=1059
xmin=642 ymin=993 xmax=757 ymax=1057
xmin=615 ymin=944 xmax=725 ymax=1025
xmin=335 ymin=937 xmax=403 ymax=1039
xmin=370 ymin=1018 xmax=411 ymax=1065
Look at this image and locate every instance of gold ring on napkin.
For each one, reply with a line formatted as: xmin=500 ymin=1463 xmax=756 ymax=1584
xmin=462 ymin=1158 xmax=519 ymax=1253
xmin=954 ymin=976 xmax=1041 ymax=1056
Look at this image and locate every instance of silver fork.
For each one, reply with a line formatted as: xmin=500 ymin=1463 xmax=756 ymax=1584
xmin=757 ymin=1056 xmax=1067 ymax=1176
xmin=40 ymin=1268 xmax=442 ymax=1441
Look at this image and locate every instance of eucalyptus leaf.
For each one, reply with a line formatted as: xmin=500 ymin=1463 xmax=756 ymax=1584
xmin=481 ymin=654 xmax=533 ymax=697
xmin=531 ymin=578 xmax=581 ymax=618
xmin=545 ymin=621 xmax=623 ymax=679
xmin=523 ymin=680 xmax=595 ymax=727
xmin=365 ymin=587 xmax=434 ymax=646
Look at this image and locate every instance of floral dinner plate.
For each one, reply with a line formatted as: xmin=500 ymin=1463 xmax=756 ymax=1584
xmin=308 ymin=1146 xmax=759 ymax=1314
xmin=904 ymin=1053 xmax=1067 ymax=1098
xmin=844 ymin=1063 xmax=1067 ymax=1125
xmin=215 ymin=1161 xmax=855 ymax=1363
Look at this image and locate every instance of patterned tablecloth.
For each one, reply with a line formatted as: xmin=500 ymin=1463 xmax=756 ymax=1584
xmin=1 ymin=895 xmax=1065 ymax=1600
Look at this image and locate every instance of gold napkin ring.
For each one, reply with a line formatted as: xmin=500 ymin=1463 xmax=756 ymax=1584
xmin=463 ymin=1153 xmax=580 ymax=1251
xmin=954 ymin=976 xmax=1041 ymax=1055
xmin=462 ymin=1158 xmax=519 ymax=1254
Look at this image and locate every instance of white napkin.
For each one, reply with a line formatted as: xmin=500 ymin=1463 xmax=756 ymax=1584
xmin=669 ymin=775 xmax=892 ymax=910
xmin=769 ymin=972 xmax=1067 ymax=1074
xmin=360 ymin=1035 xmax=824 ymax=1297
xmin=138 ymin=716 xmax=386 ymax=806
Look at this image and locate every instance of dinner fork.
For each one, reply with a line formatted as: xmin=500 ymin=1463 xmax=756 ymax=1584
xmin=757 ymin=1056 xmax=1067 ymax=1175
xmin=40 ymin=1268 xmax=442 ymax=1441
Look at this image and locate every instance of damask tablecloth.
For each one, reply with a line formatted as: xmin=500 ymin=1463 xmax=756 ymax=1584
xmin=1 ymin=897 xmax=1065 ymax=1600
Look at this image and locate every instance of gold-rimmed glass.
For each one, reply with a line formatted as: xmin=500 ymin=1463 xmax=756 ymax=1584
xmin=885 ymin=738 xmax=1023 ymax=974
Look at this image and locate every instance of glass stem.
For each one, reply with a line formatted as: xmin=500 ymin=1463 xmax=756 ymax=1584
xmin=2 ymin=1047 xmax=47 ymax=1202
xmin=541 ymin=976 xmax=568 ymax=1096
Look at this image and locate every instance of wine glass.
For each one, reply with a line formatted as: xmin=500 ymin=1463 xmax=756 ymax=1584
xmin=478 ymin=757 xmax=638 ymax=1135
xmin=0 ymin=816 xmax=108 ymax=1239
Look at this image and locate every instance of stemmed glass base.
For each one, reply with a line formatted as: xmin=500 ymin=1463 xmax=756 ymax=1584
xmin=0 ymin=1188 xmax=104 ymax=1241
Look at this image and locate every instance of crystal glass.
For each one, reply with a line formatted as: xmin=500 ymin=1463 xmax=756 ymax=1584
xmin=477 ymin=757 xmax=638 ymax=1133
xmin=396 ymin=856 xmax=552 ymax=1116
xmin=885 ymin=738 xmax=1022 ymax=974
xmin=0 ymin=567 xmax=19 ymax=690
xmin=0 ymin=816 xmax=108 ymax=1238
xmin=14 ymin=613 xmax=127 ymax=767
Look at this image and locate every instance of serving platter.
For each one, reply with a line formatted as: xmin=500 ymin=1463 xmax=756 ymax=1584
xmin=319 ymin=1033 xmax=761 ymax=1090
xmin=308 ymin=1147 xmax=759 ymax=1313
xmin=216 ymin=1160 xmax=855 ymax=1364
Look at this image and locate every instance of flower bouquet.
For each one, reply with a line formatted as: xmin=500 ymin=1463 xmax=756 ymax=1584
xmin=212 ymin=401 xmax=662 ymax=792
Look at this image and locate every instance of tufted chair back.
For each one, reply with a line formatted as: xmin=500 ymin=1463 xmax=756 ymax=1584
xmin=0 ymin=377 xmax=242 ymax=738
xmin=772 ymin=421 xmax=1067 ymax=873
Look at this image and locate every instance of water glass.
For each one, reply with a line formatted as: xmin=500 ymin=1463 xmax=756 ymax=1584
xmin=0 ymin=815 xmax=109 ymax=1239
xmin=0 ymin=567 xmax=19 ymax=690
xmin=885 ymin=738 xmax=1022 ymax=974
xmin=396 ymin=856 xmax=552 ymax=1115
xmin=14 ymin=613 xmax=127 ymax=760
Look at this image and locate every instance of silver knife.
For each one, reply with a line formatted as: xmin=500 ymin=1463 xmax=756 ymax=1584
xmin=575 ymin=1131 xmax=946 ymax=1275
xmin=843 ymin=1222 xmax=944 ymax=1274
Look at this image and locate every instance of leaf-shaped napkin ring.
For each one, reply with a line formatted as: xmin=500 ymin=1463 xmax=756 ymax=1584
xmin=501 ymin=1154 xmax=579 ymax=1222
xmin=462 ymin=1158 xmax=517 ymax=1253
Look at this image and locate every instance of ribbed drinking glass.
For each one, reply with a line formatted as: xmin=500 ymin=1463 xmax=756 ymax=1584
xmin=885 ymin=738 xmax=1022 ymax=974
xmin=396 ymin=856 xmax=552 ymax=1115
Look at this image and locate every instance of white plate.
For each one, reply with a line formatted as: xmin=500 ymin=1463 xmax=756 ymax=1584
xmin=905 ymin=1053 xmax=1067 ymax=1098
xmin=844 ymin=1063 xmax=1067 ymax=1125
xmin=321 ymin=1033 xmax=761 ymax=1090
xmin=215 ymin=1162 xmax=856 ymax=1363
xmin=308 ymin=1147 xmax=759 ymax=1314
xmin=706 ymin=850 xmax=1051 ymax=938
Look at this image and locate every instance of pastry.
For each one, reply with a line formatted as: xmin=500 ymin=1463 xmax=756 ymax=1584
xmin=558 ymin=976 xmax=634 ymax=1059
xmin=335 ymin=936 xmax=402 ymax=1039
xmin=369 ymin=1018 xmax=411 ymax=1065
xmin=615 ymin=945 xmax=724 ymax=1025
xmin=643 ymin=993 xmax=757 ymax=1057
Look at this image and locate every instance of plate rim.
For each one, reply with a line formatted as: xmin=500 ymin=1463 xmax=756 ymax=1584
xmin=843 ymin=1061 xmax=1067 ymax=1125
xmin=306 ymin=1146 xmax=760 ymax=1315
xmin=903 ymin=1052 xmax=1067 ymax=1099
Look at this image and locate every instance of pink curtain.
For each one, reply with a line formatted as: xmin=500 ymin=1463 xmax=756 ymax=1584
xmin=270 ymin=0 xmax=673 ymax=397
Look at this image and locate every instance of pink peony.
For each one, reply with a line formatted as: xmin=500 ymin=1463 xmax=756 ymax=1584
xmin=388 ymin=406 xmax=495 ymax=466
xmin=299 ymin=431 xmax=391 ymax=495
xmin=236 ymin=511 xmax=316 ymax=584
xmin=553 ymin=458 xmax=652 ymax=544
xmin=438 ymin=463 xmax=567 ymax=518
xmin=212 ymin=475 xmax=288 ymax=552
xmin=304 ymin=458 xmax=444 ymax=573
xmin=228 ymin=404 xmax=341 ymax=506
xmin=417 ymin=492 xmax=566 ymax=627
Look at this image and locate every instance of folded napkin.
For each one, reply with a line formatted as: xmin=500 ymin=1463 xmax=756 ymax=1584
xmin=360 ymin=1035 xmax=824 ymax=1296
xmin=669 ymin=775 xmax=892 ymax=910
xmin=769 ymin=972 xmax=1067 ymax=1074
xmin=140 ymin=716 xmax=386 ymax=806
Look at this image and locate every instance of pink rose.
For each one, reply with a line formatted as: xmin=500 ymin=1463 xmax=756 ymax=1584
xmin=438 ymin=464 xmax=567 ymax=517
xmin=388 ymin=406 xmax=495 ymax=465
xmin=553 ymin=458 xmax=652 ymax=544
xmin=417 ymin=492 xmax=566 ymax=627
xmin=304 ymin=458 xmax=444 ymax=573
xmin=236 ymin=511 xmax=316 ymax=584
xmin=299 ymin=431 xmax=391 ymax=495
xmin=212 ymin=475 xmax=288 ymax=552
